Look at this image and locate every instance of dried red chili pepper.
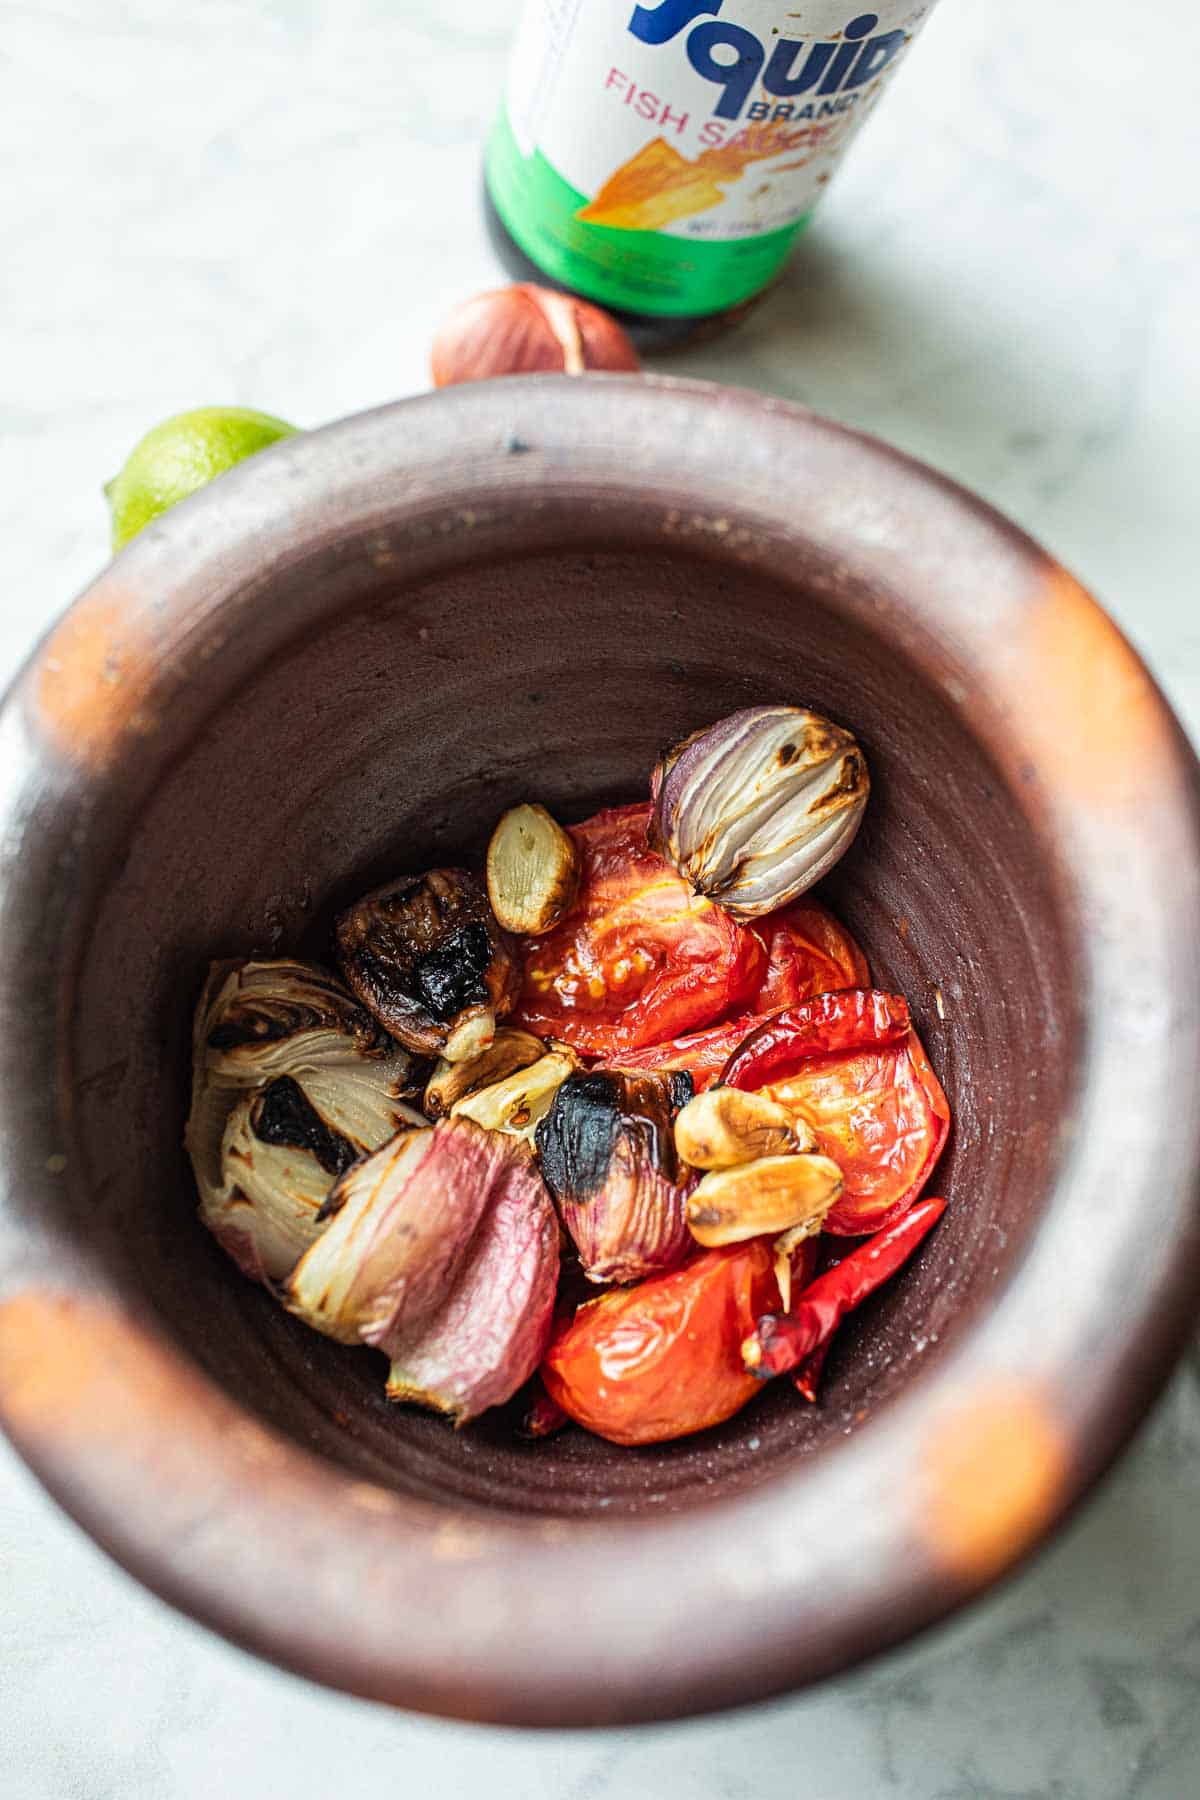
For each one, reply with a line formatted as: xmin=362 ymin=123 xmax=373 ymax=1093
xmin=541 ymin=1241 xmax=780 ymax=1446
xmin=611 ymin=906 xmax=871 ymax=1093
xmin=792 ymin=1341 xmax=831 ymax=1404
xmin=743 ymin=1198 xmax=947 ymax=1379
xmin=721 ymin=989 xmax=911 ymax=1093
xmin=521 ymin=1385 xmax=570 ymax=1438
xmin=791 ymin=1241 xmax=843 ymax=1401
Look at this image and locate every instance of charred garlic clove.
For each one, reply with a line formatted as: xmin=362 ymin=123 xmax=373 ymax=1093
xmin=423 ymin=1027 xmax=547 ymax=1118
xmin=673 ymin=1086 xmax=814 ymax=1171
xmin=335 ymin=868 xmax=519 ymax=1061
xmin=450 ymin=1049 xmax=577 ymax=1144
xmin=685 ymin=1153 xmax=842 ymax=1249
xmin=650 ymin=705 xmax=869 ymax=921
xmin=286 ymin=1116 xmax=560 ymax=1424
xmin=186 ymin=959 xmax=423 ymax=1283
xmin=486 ymin=803 xmax=581 ymax=935
xmin=536 ymin=1069 xmax=696 ymax=1284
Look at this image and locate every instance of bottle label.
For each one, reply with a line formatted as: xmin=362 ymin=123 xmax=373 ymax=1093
xmin=487 ymin=2 xmax=934 ymax=317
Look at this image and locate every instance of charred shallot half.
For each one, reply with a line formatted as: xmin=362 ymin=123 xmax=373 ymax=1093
xmin=187 ymin=704 xmax=950 ymax=1443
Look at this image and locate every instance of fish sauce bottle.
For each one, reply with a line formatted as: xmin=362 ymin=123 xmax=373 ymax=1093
xmin=485 ymin=2 xmax=940 ymax=349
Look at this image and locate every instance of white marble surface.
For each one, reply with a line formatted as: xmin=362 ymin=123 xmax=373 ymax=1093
xmin=2 ymin=1 xmax=1199 ymax=1794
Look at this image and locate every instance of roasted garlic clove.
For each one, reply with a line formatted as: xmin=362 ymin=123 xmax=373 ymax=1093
xmin=486 ymin=803 xmax=581 ymax=935
xmin=673 ymin=1085 xmax=815 ymax=1170
xmin=536 ymin=1069 xmax=695 ymax=1283
xmin=685 ymin=1153 xmax=843 ymax=1249
xmin=385 ymin=1142 xmax=560 ymax=1424
xmin=424 ymin=1026 xmax=547 ymax=1118
xmin=285 ymin=1117 xmax=507 ymax=1346
xmin=187 ymin=958 xmax=422 ymax=1283
xmin=450 ymin=1049 xmax=577 ymax=1143
xmin=335 ymin=868 xmax=519 ymax=1060
xmin=650 ymin=706 xmax=869 ymax=921
xmin=442 ymin=1009 xmax=496 ymax=1064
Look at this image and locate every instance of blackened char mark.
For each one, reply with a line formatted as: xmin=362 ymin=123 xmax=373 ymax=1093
xmin=349 ymin=944 xmax=432 ymax=1035
xmin=536 ymin=1069 xmax=692 ymax=1205
xmin=667 ymin=1071 xmax=695 ymax=1112
xmin=208 ymin=1016 xmax=290 ymax=1050
xmin=250 ymin=1076 xmax=359 ymax=1178
xmin=413 ymin=922 xmax=491 ymax=1021
xmin=537 ymin=1071 xmax=625 ymax=1204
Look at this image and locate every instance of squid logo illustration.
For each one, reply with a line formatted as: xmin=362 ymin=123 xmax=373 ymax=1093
xmin=628 ymin=4 xmax=911 ymax=120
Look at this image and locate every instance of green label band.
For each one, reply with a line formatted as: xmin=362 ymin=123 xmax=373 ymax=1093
xmin=485 ymin=106 xmax=811 ymax=319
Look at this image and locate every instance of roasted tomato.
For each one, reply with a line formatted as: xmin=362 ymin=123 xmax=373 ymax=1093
xmin=750 ymin=898 xmax=869 ymax=1011
xmin=514 ymin=804 xmax=764 ymax=1057
xmin=541 ymin=1240 xmax=780 ymax=1445
xmin=611 ymin=899 xmax=869 ymax=1090
xmin=736 ymin=1012 xmax=950 ymax=1236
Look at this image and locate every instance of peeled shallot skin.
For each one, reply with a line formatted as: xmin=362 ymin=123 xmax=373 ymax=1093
xmin=385 ymin=1144 xmax=559 ymax=1423
xmin=285 ymin=1116 xmax=560 ymax=1425
xmin=284 ymin=1118 xmax=505 ymax=1346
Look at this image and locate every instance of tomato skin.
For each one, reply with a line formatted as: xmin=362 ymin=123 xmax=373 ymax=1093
xmin=611 ymin=1014 xmax=773 ymax=1092
xmin=541 ymin=1242 xmax=780 ymax=1446
xmin=721 ymin=990 xmax=911 ymax=1092
xmin=751 ymin=899 xmax=869 ymax=1011
xmin=612 ymin=899 xmax=870 ymax=1090
xmin=514 ymin=804 xmax=764 ymax=1057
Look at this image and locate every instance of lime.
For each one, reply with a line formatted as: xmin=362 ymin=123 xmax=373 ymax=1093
xmin=105 ymin=405 xmax=298 ymax=550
